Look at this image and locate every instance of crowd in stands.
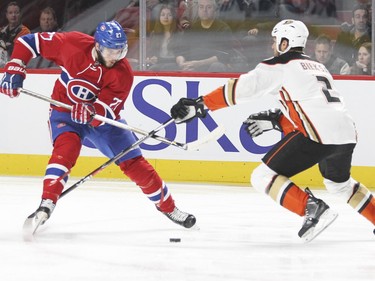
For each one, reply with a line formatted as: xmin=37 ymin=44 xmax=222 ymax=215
xmin=312 ymin=34 xmax=350 ymax=75
xmin=0 ymin=2 xmax=30 ymax=67
xmin=146 ymin=4 xmax=181 ymax=71
xmin=0 ymin=0 xmax=373 ymax=75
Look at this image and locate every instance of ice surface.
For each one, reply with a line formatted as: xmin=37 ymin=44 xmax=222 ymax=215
xmin=0 ymin=176 xmax=374 ymax=281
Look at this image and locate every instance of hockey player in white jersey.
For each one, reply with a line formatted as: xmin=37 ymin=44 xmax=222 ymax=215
xmin=170 ymin=19 xmax=375 ymax=242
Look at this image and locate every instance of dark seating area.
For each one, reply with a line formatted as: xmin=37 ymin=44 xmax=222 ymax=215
xmin=0 ymin=1 xmax=372 ymax=74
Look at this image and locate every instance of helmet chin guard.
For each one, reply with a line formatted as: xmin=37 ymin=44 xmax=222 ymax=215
xmin=94 ymin=20 xmax=128 ymax=60
xmin=271 ymin=20 xmax=309 ymax=54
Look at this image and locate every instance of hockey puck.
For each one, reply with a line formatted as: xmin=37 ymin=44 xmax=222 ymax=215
xmin=169 ymin=238 xmax=181 ymax=243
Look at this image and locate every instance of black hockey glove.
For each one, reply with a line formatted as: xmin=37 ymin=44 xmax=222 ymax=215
xmin=170 ymin=96 xmax=206 ymax=123
xmin=243 ymin=108 xmax=283 ymax=137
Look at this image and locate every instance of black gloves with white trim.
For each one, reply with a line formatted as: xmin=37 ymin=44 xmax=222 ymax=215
xmin=243 ymin=108 xmax=283 ymax=137
xmin=170 ymin=96 xmax=206 ymax=123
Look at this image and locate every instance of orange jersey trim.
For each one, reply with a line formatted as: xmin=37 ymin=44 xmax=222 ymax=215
xmin=203 ymin=86 xmax=228 ymax=111
xmin=14 ymin=25 xmax=31 ymax=42
xmin=203 ymin=79 xmax=237 ymax=111
xmin=279 ymin=87 xmax=322 ymax=143
xmin=279 ymin=114 xmax=295 ymax=135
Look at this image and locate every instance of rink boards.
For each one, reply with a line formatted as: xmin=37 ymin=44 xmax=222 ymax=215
xmin=0 ymin=72 xmax=374 ymax=188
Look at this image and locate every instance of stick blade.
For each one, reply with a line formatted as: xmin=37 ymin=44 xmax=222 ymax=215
xmin=186 ymin=125 xmax=226 ymax=151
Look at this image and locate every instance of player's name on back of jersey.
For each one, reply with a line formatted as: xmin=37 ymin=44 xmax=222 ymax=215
xmin=300 ymin=61 xmax=329 ymax=73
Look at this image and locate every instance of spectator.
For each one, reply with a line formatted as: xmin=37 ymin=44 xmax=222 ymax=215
xmin=126 ymin=0 xmax=164 ymax=27
xmin=28 ymin=7 xmax=60 ymax=69
xmin=147 ymin=4 xmax=182 ymax=71
xmin=335 ymin=3 xmax=371 ymax=66
xmin=217 ymin=1 xmax=261 ymax=38
xmin=221 ymin=1 xmax=278 ymax=69
xmin=217 ymin=0 xmax=253 ymax=31
xmin=277 ymin=0 xmax=337 ymax=25
xmin=0 ymin=1 xmax=30 ymax=67
xmin=0 ymin=39 xmax=7 ymax=68
xmin=277 ymin=0 xmax=314 ymax=23
xmin=175 ymin=0 xmax=233 ymax=72
xmin=32 ymin=7 xmax=60 ymax=33
xmin=349 ymin=42 xmax=372 ymax=75
xmin=178 ymin=0 xmax=199 ymax=30
xmin=310 ymin=0 xmax=337 ymax=18
xmin=312 ymin=34 xmax=350 ymax=75
xmin=114 ymin=0 xmax=163 ymax=69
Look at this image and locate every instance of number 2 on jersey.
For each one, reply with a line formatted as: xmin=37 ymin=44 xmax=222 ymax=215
xmin=316 ymin=76 xmax=341 ymax=103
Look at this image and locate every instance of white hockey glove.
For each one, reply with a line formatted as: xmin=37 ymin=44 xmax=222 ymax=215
xmin=170 ymin=96 xmax=206 ymax=123
xmin=243 ymin=108 xmax=282 ymax=137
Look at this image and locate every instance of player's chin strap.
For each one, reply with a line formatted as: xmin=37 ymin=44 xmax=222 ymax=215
xmin=18 ymin=88 xmax=225 ymax=151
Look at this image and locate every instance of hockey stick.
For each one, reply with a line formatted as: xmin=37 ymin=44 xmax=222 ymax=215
xmin=50 ymin=121 xmax=225 ymax=187
xmin=59 ymin=117 xmax=175 ymax=198
xmin=23 ymin=118 xmax=175 ymax=239
xmin=18 ymin=88 xmax=225 ymax=151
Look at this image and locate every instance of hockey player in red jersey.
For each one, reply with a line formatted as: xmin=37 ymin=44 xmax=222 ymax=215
xmin=170 ymin=19 xmax=375 ymax=242
xmin=0 ymin=20 xmax=196 ymax=232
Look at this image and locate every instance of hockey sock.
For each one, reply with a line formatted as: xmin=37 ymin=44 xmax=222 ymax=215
xmin=267 ymin=175 xmax=309 ymax=216
xmin=119 ymin=156 xmax=175 ymax=212
xmin=348 ymin=183 xmax=375 ymax=225
xmin=43 ymin=132 xmax=81 ymax=203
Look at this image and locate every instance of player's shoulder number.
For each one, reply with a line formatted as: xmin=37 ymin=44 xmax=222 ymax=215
xmin=40 ymin=32 xmax=56 ymax=41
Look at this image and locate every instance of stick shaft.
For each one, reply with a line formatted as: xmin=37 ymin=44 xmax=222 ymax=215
xmin=60 ymin=118 xmax=175 ymax=198
xmin=19 ymin=88 xmax=188 ymax=150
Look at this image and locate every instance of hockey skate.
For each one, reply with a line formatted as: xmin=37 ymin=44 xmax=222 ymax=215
xmin=298 ymin=188 xmax=338 ymax=243
xmin=160 ymin=206 xmax=197 ymax=229
xmin=23 ymin=199 xmax=55 ymax=240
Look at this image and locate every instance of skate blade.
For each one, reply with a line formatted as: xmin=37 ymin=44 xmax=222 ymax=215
xmin=22 ymin=212 xmax=48 ymax=242
xmin=23 ymin=217 xmax=36 ymax=242
xmin=301 ymin=209 xmax=338 ymax=243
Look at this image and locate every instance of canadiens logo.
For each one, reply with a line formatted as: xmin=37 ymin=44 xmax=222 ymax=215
xmin=67 ymin=79 xmax=100 ymax=103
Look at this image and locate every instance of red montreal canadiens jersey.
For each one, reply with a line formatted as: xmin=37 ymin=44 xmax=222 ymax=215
xmin=16 ymin=31 xmax=134 ymax=121
xmin=208 ymin=52 xmax=357 ymax=145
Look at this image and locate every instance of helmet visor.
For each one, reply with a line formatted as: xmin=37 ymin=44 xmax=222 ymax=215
xmin=99 ymin=44 xmax=128 ymax=61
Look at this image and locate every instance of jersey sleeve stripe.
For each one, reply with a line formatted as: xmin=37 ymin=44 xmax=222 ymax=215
xmin=18 ymin=34 xmax=38 ymax=58
xmin=225 ymin=78 xmax=237 ymax=106
xmin=58 ymin=69 xmax=72 ymax=87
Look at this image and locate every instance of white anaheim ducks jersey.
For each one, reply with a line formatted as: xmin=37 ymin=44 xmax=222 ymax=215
xmin=233 ymin=52 xmax=357 ymax=145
